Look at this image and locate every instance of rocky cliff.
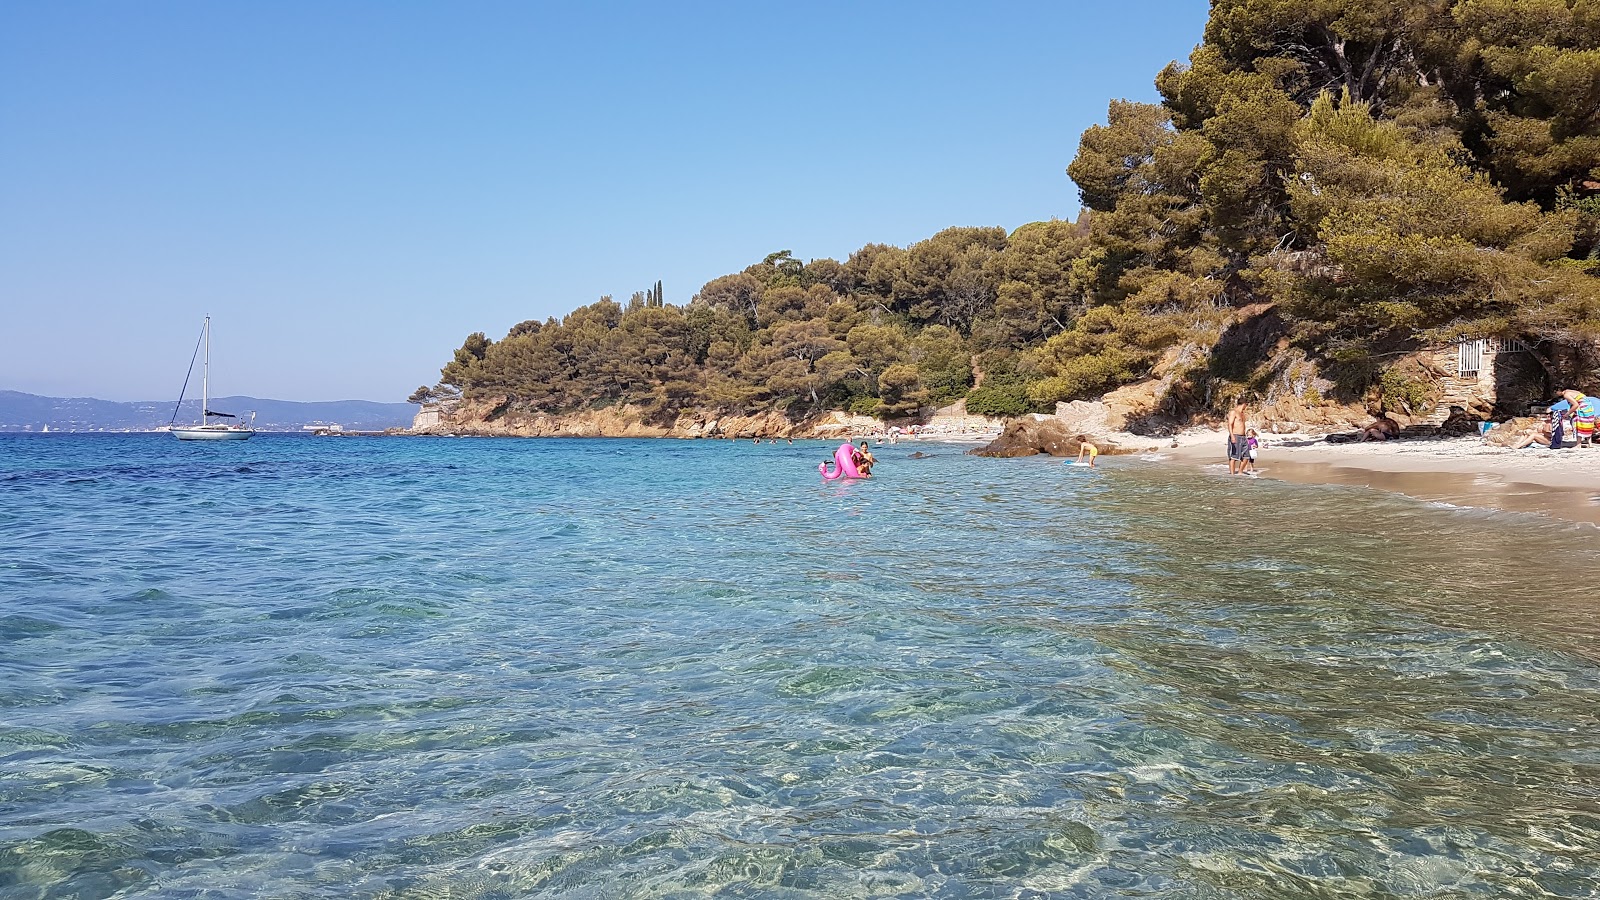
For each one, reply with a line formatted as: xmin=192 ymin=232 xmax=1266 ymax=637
xmin=409 ymin=390 xmax=1016 ymax=439
xmin=412 ymin=399 xmax=874 ymax=439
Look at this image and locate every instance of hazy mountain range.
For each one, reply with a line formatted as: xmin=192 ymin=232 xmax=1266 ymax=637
xmin=0 ymin=391 xmax=417 ymax=432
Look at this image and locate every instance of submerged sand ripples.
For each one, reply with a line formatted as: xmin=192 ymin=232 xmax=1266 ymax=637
xmin=1 ymin=435 xmax=1598 ymax=898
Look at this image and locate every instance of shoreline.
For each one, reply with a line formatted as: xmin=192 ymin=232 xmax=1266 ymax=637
xmin=1152 ymin=429 xmax=1600 ymax=527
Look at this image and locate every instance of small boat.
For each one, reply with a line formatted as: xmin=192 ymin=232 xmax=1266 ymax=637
xmin=169 ymin=317 xmax=255 ymax=441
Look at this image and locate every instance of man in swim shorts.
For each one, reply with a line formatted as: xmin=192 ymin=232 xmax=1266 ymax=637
xmin=1226 ymin=398 xmax=1250 ymax=475
xmin=1076 ymin=441 xmax=1099 ymax=467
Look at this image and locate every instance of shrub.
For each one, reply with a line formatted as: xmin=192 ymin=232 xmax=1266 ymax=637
xmin=964 ymin=384 xmax=1032 ymax=417
xmin=918 ymin=356 xmax=973 ymax=403
xmin=1378 ymin=368 xmax=1435 ymax=413
xmin=848 ymin=396 xmax=881 ymax=417
xmin=1027 ymin=348 xmax=1142 ymax=403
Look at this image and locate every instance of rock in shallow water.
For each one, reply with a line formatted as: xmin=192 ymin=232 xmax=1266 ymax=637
xmin=969 ymin=416 xmax=1125 ymax=458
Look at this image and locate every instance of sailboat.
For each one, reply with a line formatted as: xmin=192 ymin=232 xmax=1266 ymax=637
xmin=169 ymin=317 xmax=256 ymax=441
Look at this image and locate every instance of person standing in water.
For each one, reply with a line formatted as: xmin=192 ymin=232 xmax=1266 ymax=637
xmin=854 ymin=441 xmax=877 ymax=475
xmin=1226 ymin=398 xmax=1250 ymax=475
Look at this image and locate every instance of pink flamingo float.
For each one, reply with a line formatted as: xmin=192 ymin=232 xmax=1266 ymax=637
xmin=819 ymin=441 xmax=866 ymax=480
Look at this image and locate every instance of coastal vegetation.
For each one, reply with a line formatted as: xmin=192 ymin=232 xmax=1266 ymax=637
xmin=426 ymin=0 xmax=1600 ymax=427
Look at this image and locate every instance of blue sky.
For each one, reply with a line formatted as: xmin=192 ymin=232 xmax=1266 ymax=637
xmin=0 ymin=1 xmax=1209 ymax=402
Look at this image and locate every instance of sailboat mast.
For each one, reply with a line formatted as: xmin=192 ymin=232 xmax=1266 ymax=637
xmin=202 ymin=316 xmax=210 ymax=424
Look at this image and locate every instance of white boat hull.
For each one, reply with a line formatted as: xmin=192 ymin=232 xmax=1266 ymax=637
xmin=171 ymin=427 xmax=254 ymax=441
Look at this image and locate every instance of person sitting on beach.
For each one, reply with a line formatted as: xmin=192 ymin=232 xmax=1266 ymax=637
xmin=853 ymin=441 xmax=877 ymax=475
xmin=1076 ymin=441 xmax=1099 ymax=468
xmin=1511 ymin=417 xmax=1552 ymax=449
xmin=1359 ymin=410 xmax=1401 ymax=442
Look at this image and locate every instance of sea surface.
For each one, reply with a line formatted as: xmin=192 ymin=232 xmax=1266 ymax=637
xmin=2 ymin=434 xmax=1598 ymax=899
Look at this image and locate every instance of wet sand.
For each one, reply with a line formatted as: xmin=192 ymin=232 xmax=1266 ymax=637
xmin=1256 ymin=457 xmax=1600 ymax=526
xmin=1159 ymin=431 xmax=1600 ymax=527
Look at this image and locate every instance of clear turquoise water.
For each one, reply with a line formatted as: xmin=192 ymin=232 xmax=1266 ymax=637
xmin=2 ymin=434 xmax=1598 ymax=899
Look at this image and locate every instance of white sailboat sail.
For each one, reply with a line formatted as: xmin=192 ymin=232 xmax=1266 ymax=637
xmin=170 ymin=317 xmax=255 ymax=441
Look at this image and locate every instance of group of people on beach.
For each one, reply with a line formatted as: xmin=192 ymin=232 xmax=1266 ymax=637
xmin=1227 ymin=388 xmax=1599 ymax=458
xmin=1225 ymin=399 xmax=1262 ymax=475
xmin=1510 ymin=389 xmax=1599 ymax=449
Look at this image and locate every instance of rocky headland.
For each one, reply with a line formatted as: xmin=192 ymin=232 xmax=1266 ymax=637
xmin=410 ymin=397 xmax=1006 ymax=440
xmin=412 ymin=375 xmax=1422 ymax=450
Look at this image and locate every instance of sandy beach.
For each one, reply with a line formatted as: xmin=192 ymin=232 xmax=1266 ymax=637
xmin=1150 ymin=428 xmax=1600 ymax=527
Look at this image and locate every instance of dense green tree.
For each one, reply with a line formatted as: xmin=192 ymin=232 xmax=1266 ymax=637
xmin=980 ymin=219 xmax=1088 ymax=348
xmin=845 ymin=323 xmax=908 ymax=387
xmin=800 ymin=257 xmax=854 ymax=295
xmin=432 ymin=0 xmax=1600 ymax=419
xmin=744 ymin=320 xmax=846 ymax=409
xmin=1454 ymin=0 xmax=1600 ymax=202
xmin=695 ymin=273 xmax=764 ymax=325
xmin=881 ymin=227 xmax=1007 ymax=332
xmin=745 ymin=250 xmax=805 ymax=290
xmin=1272 ymin=89 xmax=1585 ymax=371
xmin=875 ymin=364 xmax=927 ymax=418
xmin=848 ymin=243 xmax=905 ymax=312
xmin=440 ymin=332 xmax=492 ymax=391
xmin=909 ymin=325 xmax=973 ymax=402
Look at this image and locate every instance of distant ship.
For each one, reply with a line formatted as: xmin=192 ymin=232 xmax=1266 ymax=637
xmin=169 ymin=317 xmax=255 ymax=441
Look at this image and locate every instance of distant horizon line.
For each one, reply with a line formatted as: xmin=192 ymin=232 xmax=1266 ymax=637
xmin=1 ymin=388 xmax=415 ymax=406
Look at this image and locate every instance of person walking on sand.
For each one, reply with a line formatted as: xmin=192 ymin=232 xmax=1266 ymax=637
xmin=1226 ymin=399 xmax=1250 ymax=475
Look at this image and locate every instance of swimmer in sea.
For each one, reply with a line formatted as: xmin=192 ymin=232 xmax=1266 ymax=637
xmin=1076 ymin=442 xmax=1098 ymax=467
xmin=854 ymin=441 xmax=877 ymax=475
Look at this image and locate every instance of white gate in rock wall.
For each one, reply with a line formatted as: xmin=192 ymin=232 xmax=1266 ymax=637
xmin=1457 ymin=337 xmax=1490 ymax=376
